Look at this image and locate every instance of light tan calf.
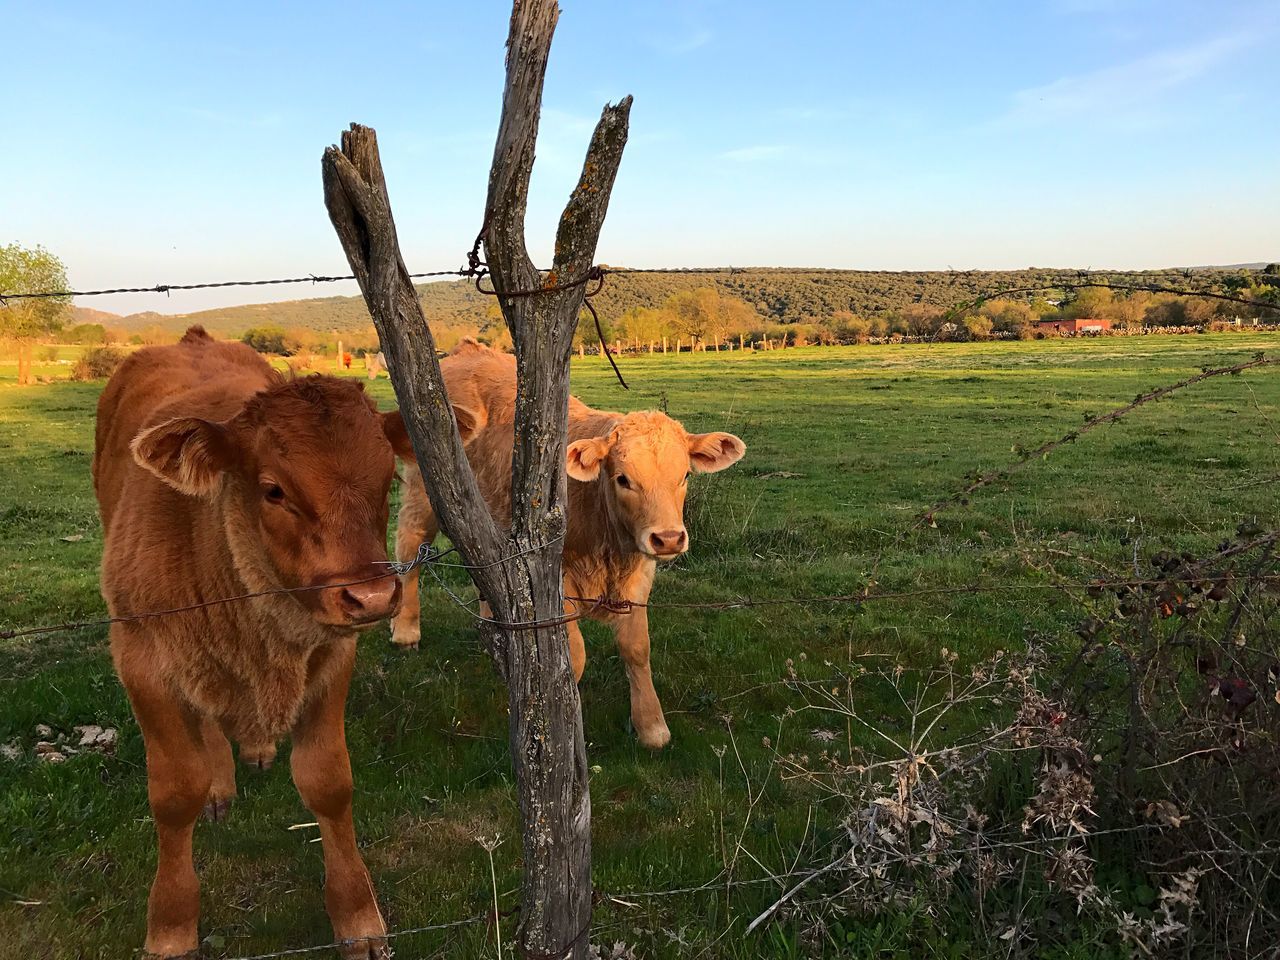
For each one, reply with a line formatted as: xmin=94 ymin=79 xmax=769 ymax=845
xmin=392 ymin=341 xmax=745 ymax=748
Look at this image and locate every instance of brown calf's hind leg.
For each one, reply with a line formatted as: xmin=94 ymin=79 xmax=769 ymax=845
xmin=291 ymin=642 xmax=387 ymax=959
xmin=391 ymin=468 xmax=438 ymax=649
xmin=118 ymin=642 xmax=212 ymax=958
xmin=202 ymin=717 xmax=236 ymax=822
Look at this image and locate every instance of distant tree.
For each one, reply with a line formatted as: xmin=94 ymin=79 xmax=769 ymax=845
xmin=1063 ymin=287 xmax=1114 ymax=320
xmin=899 ymin=303 xmax=945 ymax=337
xmin=72 ymin=346 xmax=127 ymax=381
xmin=962 ymin=314 xmax=994 ymax=340
xmin=980 ymin=299 xmax=1037 ymax=338
xmin=241 ymin=326 xmax=291 ymax=354
xmin=0 ymin=243 xmax=71 ymax=385
xmin=60 ymin=322 xmax=107 ymax=345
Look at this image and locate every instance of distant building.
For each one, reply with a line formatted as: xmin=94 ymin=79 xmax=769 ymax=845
xmin=1037 ymin=317 xmax=1112 ymax=335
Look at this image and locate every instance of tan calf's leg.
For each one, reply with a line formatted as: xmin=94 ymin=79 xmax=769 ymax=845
xmin=118 ymin=642 xmax=211 ymax=957
xmin=201 ymin=717 xmax=236 ymax=822
xmin=566 ymin=618 xmax=587 ymax=683
xmin=391 ymin=467 xmax=438 ymax=649
xmin=290 ymin=642 xmax=387 ymax=959
xmin=612 ymin=604 xmax=671 ymax=750
xmin=239 ymin=740 xmax=277 ymax=770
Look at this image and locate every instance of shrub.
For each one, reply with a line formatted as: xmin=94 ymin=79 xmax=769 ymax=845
xmin=241 ymin=326 xmax=292 ymax=355
xmin=71 ymin=346 xmax=126 ymax=381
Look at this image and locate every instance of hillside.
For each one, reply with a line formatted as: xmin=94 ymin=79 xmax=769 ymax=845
xmin=105 ymin=265 xmax=1277 ymax=337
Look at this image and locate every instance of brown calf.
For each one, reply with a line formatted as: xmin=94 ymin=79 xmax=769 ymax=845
xmin=391 ymin=340 xmax=745 ymax=748
xmin=94 ymin=326 xmax=411 ymax=958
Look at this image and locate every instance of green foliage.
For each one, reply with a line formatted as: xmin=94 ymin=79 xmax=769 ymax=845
xmin=58 ymin=323 xmax=106 ymax=345
xmin=70 ymin=346 xmax=126 ymax=381
xmin=0 ymin=243 xmax=70 ymax=339
xmin=240 ymin=326 xmax=293 ymax=355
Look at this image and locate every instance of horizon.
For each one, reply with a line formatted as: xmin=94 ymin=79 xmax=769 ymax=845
xmin=5 ymin=0 xmax=1279 ymax=315
xmin=67 ymin=261 xmax=1280 ymax=323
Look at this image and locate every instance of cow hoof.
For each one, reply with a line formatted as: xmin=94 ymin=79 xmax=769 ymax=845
xmin=635 ymin=722 xmax=672 ymax=750
xmin=203 ymin=797 xmax=233 ymax=822
xmin=391 ymin=622 xmax=420 ymax=649
xmin=337 ymin=933 xmax=390 ymax=960
xmin=240 ymin=743 xmax=277 ymax=771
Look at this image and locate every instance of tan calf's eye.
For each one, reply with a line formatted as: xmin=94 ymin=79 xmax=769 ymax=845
xmin=615 ymin=474 xmax=632 ymax=490
xmin=263 ymin=484 xmax=286 ymax=504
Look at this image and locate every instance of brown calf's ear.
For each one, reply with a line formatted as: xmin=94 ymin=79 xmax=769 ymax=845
xmin=381 ymin=410 xmax=416 ymax=461
xmin=687 ymin=431 xmax=746 ymax=474
xmin=131 ymin=417 xmax=234 ymax=496
xmin=566 ymin=436 xmax=614 ymax=482
xmin=452 ymin=404 xmax=484 ymax=444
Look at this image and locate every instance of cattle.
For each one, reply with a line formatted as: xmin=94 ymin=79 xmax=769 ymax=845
xmin=391 ymin=340 xmax=745 ymax=749
xmin=366 ymin=351 xmax=386 ymax=380
xmin=94 ymin=326 xmax=411 ymax=959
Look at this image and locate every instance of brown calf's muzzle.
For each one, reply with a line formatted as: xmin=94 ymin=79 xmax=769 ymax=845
xmin=318 ymin=571 xmax=402 ymax=627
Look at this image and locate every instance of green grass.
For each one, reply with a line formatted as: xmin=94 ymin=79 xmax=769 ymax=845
xmin=1 ymin=334 xmax=1278 ymax=958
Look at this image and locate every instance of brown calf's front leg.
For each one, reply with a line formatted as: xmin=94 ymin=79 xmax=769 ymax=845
xmin=290 ymin=640 xmax=387 ymax=959
xmin=611 ymin=573 xmax=671 ymax=748
xmin=117 ymin=642 xmax=212 ymax=958
xmin=391 ymin=467 xmax=438 ymax=649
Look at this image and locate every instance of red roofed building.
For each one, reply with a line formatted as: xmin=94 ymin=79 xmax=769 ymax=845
xmin=1037 ymin=317 xmax=1112 ymax=335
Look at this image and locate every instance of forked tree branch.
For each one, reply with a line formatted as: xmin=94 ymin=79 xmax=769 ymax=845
xmin=322 ymin=1 xmax=631 ymax=956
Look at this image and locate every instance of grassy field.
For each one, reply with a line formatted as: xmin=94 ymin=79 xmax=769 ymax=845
xmin=1 ymin=334 xmax=1277 ymax=959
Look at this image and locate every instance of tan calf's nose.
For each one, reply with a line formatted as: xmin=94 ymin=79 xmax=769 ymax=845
xmin=648 ymin=529 xmax=688 ymax=555
xmin=338 ymin=577 xmax=402 ymax=623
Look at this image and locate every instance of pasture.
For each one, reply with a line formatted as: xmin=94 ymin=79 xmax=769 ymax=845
xmin=1 ymin=334 xmax=1277 ymax=959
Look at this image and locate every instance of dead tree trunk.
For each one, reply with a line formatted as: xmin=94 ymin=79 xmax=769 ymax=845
xmin=321 ymin=3 xmax=629 ymax=956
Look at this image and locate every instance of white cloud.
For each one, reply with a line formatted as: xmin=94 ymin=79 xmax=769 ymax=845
xmin=1001 ymin=33 xmax=1250 ymax=124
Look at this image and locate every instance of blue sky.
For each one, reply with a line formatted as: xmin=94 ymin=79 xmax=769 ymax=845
xmin=3 ymin=0 xmax=1278 ymax=314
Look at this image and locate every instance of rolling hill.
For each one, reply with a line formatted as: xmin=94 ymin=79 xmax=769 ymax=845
xmin=86 ymin=264 xmax=1277 ymax=338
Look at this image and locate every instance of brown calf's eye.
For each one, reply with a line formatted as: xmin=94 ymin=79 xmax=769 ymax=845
xmin=615 ymin=474 xmax=631 ymax=489
xmin=264 ymin=484 xmax=285 ymax=504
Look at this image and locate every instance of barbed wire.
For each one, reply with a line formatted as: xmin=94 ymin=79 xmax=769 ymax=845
xmin=0 ymin=270 xmax=476 ymax=302
xmin=221 ymin=914 xmax=484 ymax=960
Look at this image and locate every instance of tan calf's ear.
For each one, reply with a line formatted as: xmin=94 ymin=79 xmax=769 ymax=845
xmin=381 ymin=410 xmax=416 ymax=461
xmin=131 ymin=417 xmax=233 ymax=496
xmin=687 ymin=431 xmax=746 ymax=474
xmin=566 ymin=436 xmax=613 ymax=482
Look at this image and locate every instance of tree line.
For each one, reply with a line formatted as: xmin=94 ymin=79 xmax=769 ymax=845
xmin=5 ymin=243 xmax=1279 ymax=382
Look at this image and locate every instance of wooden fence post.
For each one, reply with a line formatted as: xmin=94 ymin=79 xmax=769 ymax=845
xmin=321 ymin=5 xmax=630 ymax=955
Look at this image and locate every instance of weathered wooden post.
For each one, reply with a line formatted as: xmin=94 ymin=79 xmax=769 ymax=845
xmin=321 ymin=3 xmax=630 ymax=955
xmin=662 ymin=335 xmax=668 ymax=354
